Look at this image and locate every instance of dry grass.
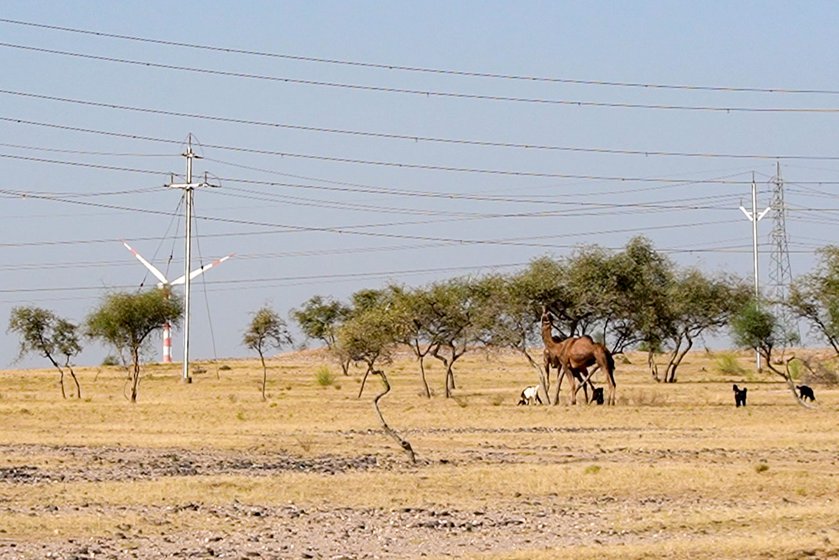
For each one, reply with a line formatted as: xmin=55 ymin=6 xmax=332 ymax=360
xmin=1 ymin=348 xmax=838 ymax=558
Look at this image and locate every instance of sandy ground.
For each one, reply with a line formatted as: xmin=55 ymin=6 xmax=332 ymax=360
xmin=1 ymin=439 xmax=836 ymax=560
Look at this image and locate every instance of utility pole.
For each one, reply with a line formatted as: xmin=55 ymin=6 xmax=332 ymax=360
xmin=166 ymin=135 xmax=218 ymax=383
xmin=739 ymin=173 xmax=770 ymax=370
xmin=768 ymin=162 xmax=799 ymax=346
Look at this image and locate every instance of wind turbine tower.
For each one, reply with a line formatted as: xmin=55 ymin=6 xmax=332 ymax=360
xmin=123 ymin=242 xmax=232 ymax=363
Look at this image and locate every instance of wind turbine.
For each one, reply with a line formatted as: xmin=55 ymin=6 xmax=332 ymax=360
xmin=123 ymin=241 xmax=232 ymax=364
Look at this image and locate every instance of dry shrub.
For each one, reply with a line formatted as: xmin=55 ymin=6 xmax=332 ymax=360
xmin=315 ymin=365 xmax=335 ymax=387
xmin=715 ymin=352 xmax=745 ymax=375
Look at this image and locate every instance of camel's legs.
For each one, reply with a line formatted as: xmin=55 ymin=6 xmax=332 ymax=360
xmin=572 ymin=365 xmax=600 ymax=402
xmin=606 ymin=369 xmax=617 ymax=405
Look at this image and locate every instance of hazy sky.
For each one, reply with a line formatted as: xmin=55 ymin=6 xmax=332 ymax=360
xmin=2 ymin=2 xmax=838 ymax=367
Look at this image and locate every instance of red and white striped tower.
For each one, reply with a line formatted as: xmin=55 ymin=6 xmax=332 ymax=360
xmin=162 ymin=321 xmax=173 ymax=363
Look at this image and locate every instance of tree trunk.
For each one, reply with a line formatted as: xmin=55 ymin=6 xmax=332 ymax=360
xmin=412 ymin=339 xmax=432 ymax=398
xmin=58 ymin=369 xmax=67 ymax=399
xmin=358 ymin=363 xmax=374 ymax=399
xmin=67 ymin=363 xmax=82 ymax=399
xmin=418 ymin=355 xmax=431 ymax=398
xmin=130 ymin=349 xmax=140 ymax=403
xmin=372 ymin=369 xmax=416 ymax=463
xmin=45 ymin=353 xmax=67 ymax=399
xmin=665 ymin=336 xmax=693 ymax=383
xmin=259 ymin=350 xmax=267 ymax=401
xmin=446 ymin=366 xmax=455 ymax=396
xmin=431 ymin=346 xmax=451 ymax=398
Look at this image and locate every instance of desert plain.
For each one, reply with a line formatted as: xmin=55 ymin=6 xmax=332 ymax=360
xmin=0 ymin=348 xmax=837 ymax=559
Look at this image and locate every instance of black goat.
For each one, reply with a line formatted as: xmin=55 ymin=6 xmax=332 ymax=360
xmin=733 ymin=384 xmax=748 ymax=407
xmin=796 ymin=385 xmax=816 ymax=402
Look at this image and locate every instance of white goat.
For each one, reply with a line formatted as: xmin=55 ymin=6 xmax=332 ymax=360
xmin=517 ymin=385 xmax=543 ymax=406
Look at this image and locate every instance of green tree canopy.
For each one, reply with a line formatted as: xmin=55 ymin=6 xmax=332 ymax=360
xmin=291 ymin=295 xmax=352 ymax=374
xmin=86 ymin=290 xmax=183 ymax=403
xmin=788 ymin=245 xmax=839 ymax=355
xmin=337 ymin=297 xmax=405 ymax=398
xmin=658 ymin=270 xmax=751 ymax=382
xmin=8 ymin=306 xmax=83 ymax=399
xmin=243 ymin=306 xmax=293 ymax=400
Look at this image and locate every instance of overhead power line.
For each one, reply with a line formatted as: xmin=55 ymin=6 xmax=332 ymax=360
xmin=2 ymin=17 xmax=838 ymax=96
xmin=0 ymin=187 xmax=758 ymax=254
xmin=3 ymin=42 xmax=839 ymax=113
xmin=6 ymin=141 xmax=838 ymax=186
xmin=5 ymin=112 xmax=839 ymax=163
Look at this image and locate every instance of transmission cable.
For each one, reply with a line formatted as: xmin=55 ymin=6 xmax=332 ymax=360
xmin=5 ymin=113 xmax=839 ymax=163
xmin=2 ymin=18 xmax=837 ymax=96
xmin=6 ymin=41 xmax=839 ymax=113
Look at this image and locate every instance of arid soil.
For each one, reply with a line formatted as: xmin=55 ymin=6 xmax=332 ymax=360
xmin=0 ymin=442 xmax=604 ymax=559
xmin=2 ymin=352 xmax=838 ymax=559
xmin=1 ymin=437 xmax=837 ymax=560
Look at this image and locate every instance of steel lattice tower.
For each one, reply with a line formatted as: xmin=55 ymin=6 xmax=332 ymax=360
xmin=767 ymin=162 xmax=800 ymax=343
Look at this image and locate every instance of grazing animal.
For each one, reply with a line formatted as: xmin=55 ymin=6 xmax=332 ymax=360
xmin=517 ymin=385 xmax=543 ymax=406
xmin=542 ymin=316 xmax=578 ymax=403
xmin=542 ymin=311 xmax=594 ymax=404
xmin=796 ymin=385 xmax=816 ymax=402
xmin=591 ymin=387 xmax=604 ymax=405
xmin=733 ymin=384 xmax=748 ymax=407
xmin=542 ymin=309 xmax=617 ymax=405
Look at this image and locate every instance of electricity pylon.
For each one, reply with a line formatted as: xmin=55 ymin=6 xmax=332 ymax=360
xmin=767 ymin=162 xmax=800 ymax=346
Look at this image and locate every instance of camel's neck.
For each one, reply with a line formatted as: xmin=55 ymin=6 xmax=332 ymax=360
xmin=541 ymin=316 xmax=554 ymax=346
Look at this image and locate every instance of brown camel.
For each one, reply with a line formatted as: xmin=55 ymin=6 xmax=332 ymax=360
xmin=554 ymin=335 xmax=617 ymax=405
xmin=541 ymin=309 xmax=616 ymax=405
xmin=541 ymin=309 xmax=588 ymax=404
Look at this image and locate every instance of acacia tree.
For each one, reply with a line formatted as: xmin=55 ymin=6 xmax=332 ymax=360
xmin=425 ymin=277 xmax=492 ymax=398
xmin=86 ymin=290 xmax=183 ymax=403
xmin=477 ymin=272 xmax=552 ymax=401
xmin=656 ymin=270 xmax=751 ymax=382
xmin=730 ymin=301 xmax=811 ymax=407
xmin=788 ymin=246 xmax=839 ymax=355
xmin=618 ymin=237 xmax=674 ymax=366
xmin=243 ymin=306 xmax=293 ymax=401
xmin=390 ymin=286 xmax=437 ymax=398
xmin=337 ymin=298 xmax=402 ymax=398
xmin=8 ymin=306 xmax=83 ymax=399
xmin=337 ymin=303 xmax=414 ymax=462
xmin=291 ymin=295 xmax=352 ymax=374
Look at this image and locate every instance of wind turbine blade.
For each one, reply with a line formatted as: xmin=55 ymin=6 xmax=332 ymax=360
xmin=171 ymin=254 xmax=234 ymax=286
xmin=123 ymin=241 xmax=170 ymax=286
